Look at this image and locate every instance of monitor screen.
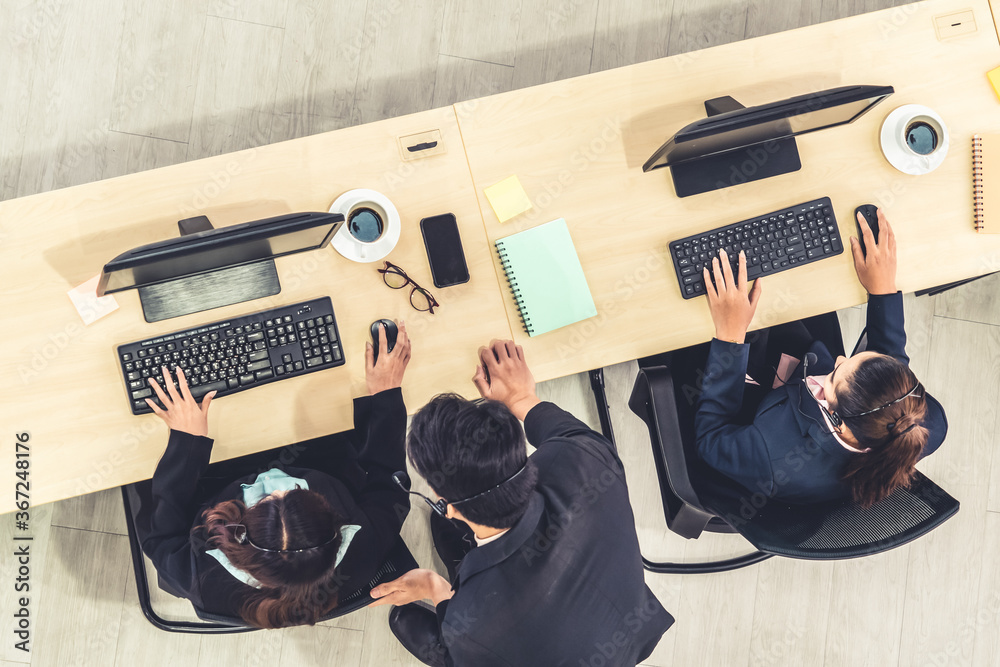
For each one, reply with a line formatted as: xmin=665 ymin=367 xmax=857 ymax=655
xmin=643 ymin=85 xmax=894 ymax=171
xmin=98 ymin=212 xmax=344 ymax=295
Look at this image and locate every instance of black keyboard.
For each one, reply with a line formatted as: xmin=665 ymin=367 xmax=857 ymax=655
xmin=669 ymin=197 xmax=843 ymax=299
xmin=117 ymin=297 xmax=344 ymax=415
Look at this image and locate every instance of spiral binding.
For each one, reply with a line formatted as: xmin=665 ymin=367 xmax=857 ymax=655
xmin=495 ymin=240 xmax=534 ymax=335
xmin=974 ymin=134 xmax=985 ymax=232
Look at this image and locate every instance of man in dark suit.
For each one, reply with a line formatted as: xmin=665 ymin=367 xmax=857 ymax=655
xmin=371 ymin=340 xmax=673 ymax=666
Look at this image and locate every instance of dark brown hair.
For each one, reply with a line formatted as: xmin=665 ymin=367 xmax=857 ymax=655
xmin=408 ymin=394 xmax=538 ymax=529
xmin=833 ymin=354 xmax=928 ymax=508
xmin=198 ymin=488 xmax=347 ymax=628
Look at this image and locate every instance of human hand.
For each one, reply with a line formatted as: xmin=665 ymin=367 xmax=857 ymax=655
xmin=703 ymin=249 xmax=763 ymax=344
xmin=850 ymin=209 xmax=897 ymax=295
xmin=370 ymin=568 xmax=454 ymax=607
xmin=472 ymin=340 xmax=541 ymax=420
xmin=146 ymin=366 xmax=215 ymax=437
xmin=365 ymin=321 xmax=411 ymax=395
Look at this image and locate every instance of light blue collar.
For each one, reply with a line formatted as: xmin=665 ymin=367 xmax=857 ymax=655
xmin=206 ymin=468 xmax=360 ymax=588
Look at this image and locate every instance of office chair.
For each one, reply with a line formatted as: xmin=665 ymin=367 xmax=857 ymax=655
xmin=121 ymin=481 xmax=418 ymax=633
xmin=588 ymin=315 xmax=960 ymax=574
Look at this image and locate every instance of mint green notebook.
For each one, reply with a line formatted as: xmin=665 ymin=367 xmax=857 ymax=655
xmin=495 ymin=219 xmax=597 ymax=337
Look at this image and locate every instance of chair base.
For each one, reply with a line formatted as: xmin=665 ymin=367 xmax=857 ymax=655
xmin=642 ymin=551 xmax=772 ymax=574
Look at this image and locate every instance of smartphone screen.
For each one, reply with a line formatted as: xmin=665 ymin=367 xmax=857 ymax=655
xmin=420 ymin=214 xmax=470 ymax=288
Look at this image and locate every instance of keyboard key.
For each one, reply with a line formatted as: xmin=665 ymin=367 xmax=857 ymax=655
xmin=247 ymin=360 xmax=270 ymax=372
xmin=191 ymin=381 xmax=226 ymax=399
xmin=306 ymin=357 xmax=323 ymax=368
xmin=239 ymin=374 xmax=255 ymax=386
xmin=255 ymin=369 xmax=274 ymax=381
xmin=249 ymin=350 xmax=268 ymax=361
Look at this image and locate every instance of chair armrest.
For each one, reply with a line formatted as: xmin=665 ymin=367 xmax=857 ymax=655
xmin=851 ymin=329 xmax=868 ymax=355
xmin=630 ymin=365 xmax=716 ymax=538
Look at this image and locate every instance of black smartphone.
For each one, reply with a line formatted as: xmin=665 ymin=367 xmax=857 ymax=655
xmin=420 ymin=214 xmax=470 ymax=288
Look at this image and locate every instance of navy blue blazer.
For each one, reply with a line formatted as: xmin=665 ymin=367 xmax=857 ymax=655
xmin=696 ymin=292 xmax=947 ymax=504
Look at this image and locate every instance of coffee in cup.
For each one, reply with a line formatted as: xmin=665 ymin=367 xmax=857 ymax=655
xmin=348 ymin=207 xmax=384 ymax=243
xmin=904 ymin=121 xmax=938 ymax=156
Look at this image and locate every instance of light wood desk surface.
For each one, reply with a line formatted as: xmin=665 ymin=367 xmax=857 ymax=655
xmin=457 ymin=0 xmax=1000 ymax=382
xmin=1 ymin=107 xmax=511 ymax=507
xmin=6 ymin=0 xmax=1000 ymax=508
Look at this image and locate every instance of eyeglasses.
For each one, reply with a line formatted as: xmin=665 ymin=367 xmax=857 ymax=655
xmin=224 ymin=523 xmax=338 ymax=553
xmin=378 ymin=261 xmax=439 ymax=314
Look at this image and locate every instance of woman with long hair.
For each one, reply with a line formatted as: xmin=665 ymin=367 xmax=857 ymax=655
xmin=684 ymin=209 xmax=946 ymax=506
xmin=138 ymin=322 xmax=412 ymax=628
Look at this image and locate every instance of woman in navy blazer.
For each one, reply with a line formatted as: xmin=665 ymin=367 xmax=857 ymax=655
xmin=692 ymin=209 xmax=946 ymax=506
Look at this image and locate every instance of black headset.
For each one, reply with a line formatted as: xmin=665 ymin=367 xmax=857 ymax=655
xmin=802 ymin=352 xmax=922 ymax=429
xmin=392 ymin=465 xmax=528 ymax=518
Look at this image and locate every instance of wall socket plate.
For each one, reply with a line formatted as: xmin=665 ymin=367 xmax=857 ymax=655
xmin=934 ymin=9 xmax=977 ymax=40
xmin=397 ymin=129 xmax=445 ymax=161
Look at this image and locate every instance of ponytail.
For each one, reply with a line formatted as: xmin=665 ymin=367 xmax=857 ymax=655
xmin=834 ymin=355 xmax=929 ymax=508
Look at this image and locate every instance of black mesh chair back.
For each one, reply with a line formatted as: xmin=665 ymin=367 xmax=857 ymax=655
xmin=701 ymin=469 xmax=958 ymax=560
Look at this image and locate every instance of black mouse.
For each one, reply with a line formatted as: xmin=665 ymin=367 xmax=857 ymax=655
xmin=854 ymin=204 xmax=880 ymax=258
xmin=370 ymin=319 xmax=398 ymax=363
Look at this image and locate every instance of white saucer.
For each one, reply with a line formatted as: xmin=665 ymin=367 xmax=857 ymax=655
xmin=879 ymin=104 xmax=949 ymax=176
xmin=329 ymin=189 xmax=401 ymax=263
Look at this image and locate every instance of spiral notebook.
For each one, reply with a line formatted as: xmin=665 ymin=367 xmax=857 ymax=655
xmin=973 ymin=134 xmax=1000 ymax=233
xmin=495 ymin=219 xmax=597 ymax=337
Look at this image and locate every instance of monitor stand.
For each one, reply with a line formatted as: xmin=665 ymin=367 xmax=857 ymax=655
xmin=670 ymin=96 xmax=801 ymax=198
xmin=138 ymin=216 xmax=280 ymax=323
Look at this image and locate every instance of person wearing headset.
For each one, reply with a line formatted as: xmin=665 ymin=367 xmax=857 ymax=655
xmin=137 ymin=322 xmax=412 ymax=628
xmin=689 ymin=208 xmax=947 ymax=506
xmin=368 ymin=340 xmax=673 ymax=667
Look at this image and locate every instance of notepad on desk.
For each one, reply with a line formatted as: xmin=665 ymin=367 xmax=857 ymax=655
xmin=973 ymin=134 xmax=1000 ymax=233
xmin=495 ymin=219 xmax=597 ymax=337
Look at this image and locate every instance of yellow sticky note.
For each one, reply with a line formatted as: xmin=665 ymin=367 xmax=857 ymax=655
xmin=988 ymin=65 xmax=1000 ymax=102
xmin=484 ymin=175 xmax=532 ymax=223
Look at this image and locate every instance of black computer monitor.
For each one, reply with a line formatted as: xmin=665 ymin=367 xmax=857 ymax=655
xmin=97 ymin=211 xmax=344 ymax=322
xmin=643 ymin=84 xmax=894 ymax=197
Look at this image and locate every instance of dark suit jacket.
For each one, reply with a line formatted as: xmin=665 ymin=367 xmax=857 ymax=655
xmin=433 ymin=402 xmax=674 ymax=667
xmin=696 ymin=292 xmax=947 ymax=503
xmin=140 ymin=388 xmax=409 ymax=620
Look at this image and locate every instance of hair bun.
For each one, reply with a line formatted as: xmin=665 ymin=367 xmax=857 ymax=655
xmin=889 ymin=412 xmax=923 ymax=437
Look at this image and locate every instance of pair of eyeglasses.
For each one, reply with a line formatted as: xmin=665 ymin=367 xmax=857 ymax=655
xmin=378 ymin=261 xmax=439 ymax=314
xmin=224 ymin=523 xmax=338 ymax=553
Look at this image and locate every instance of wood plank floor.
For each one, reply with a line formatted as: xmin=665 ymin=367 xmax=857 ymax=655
xmin=7 ymin=0 xmax=1000 ymax=665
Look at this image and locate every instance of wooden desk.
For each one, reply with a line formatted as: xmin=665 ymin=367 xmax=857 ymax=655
xmin=6 ymin=0 xmax=1000 ymax=508
xmin=457 ymin=0 xmax=1000 ymax=382
xmin=0 ymin=107 xmax=511 ymax=507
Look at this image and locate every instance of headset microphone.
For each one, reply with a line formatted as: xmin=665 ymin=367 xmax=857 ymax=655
xmin=801 ymin=352 xmax=843 ymax=426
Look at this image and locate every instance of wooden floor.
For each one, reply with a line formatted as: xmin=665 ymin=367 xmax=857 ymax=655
xmin=4 ymin=0 xmax=999 ymax=665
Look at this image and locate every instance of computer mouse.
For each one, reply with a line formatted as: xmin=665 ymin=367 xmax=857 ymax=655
xmin=370 ymin=319 xmax=398 ymax=363
xmin=854 ymin=204 xmax=880 ymax=258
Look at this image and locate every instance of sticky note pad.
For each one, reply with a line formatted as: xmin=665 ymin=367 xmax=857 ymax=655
xmin=68 ymin=274 xmax=119 ymax=325
xmin=988 ymin=65 xmax=1000 ymax=101
xmin=484 ymin=175 xmax=532 ymax=223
